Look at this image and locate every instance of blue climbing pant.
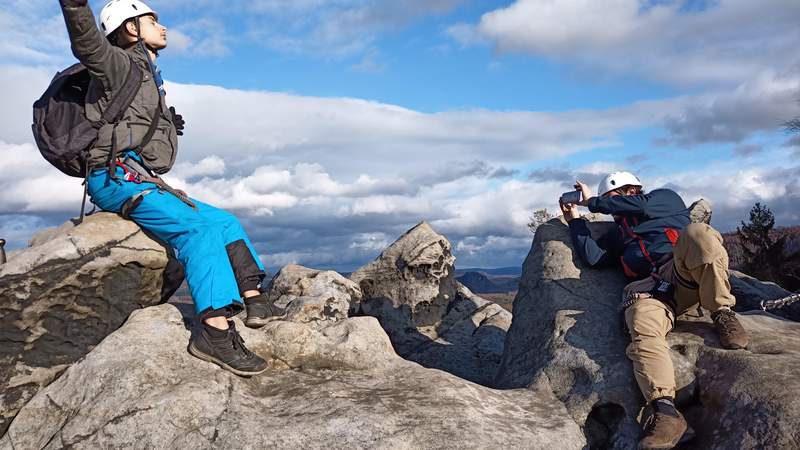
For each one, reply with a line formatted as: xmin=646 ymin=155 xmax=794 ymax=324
xmin=87 ymin=164 xmax=265 ymax=315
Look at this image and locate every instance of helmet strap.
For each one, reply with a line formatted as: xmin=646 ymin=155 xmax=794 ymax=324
xmin=134 ymin=16 xmax=159 ymax=58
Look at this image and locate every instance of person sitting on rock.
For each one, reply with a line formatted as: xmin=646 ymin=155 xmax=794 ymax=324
xmin=58 ymin=0 xmax=281 ymax=376
xmin=559 ymin=171 xmax=749 ymax=450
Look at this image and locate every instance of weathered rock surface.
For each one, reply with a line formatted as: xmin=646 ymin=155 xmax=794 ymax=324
xmin=350 ymin=222 xmax=511 ymax=385
xmin=0 ymin=213 xmax=182 ymax=435
xmin=350 ymin=221 xmax=457 ymax=331
xmin=0 ymin=304 xmax=586 ymax=450
xmin=266 ymin=264 xmax=362 ymax=323
xmin=403 ymin=283 xmax=512 ymax=386
xmin=496 ymin=217 xmax=800 ymax=449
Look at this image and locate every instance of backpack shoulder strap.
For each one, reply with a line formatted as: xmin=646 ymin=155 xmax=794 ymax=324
xmin=133 ymin=93 xmax=162 ymax=156
xmin=94 ymin=54 xmax=143 ymax=129
xmin=131 ymin=41 xmax=163 ymax=160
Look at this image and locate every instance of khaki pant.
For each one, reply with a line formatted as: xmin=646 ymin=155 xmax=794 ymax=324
xmin=622 ymin=223 xmax=735 ymax=401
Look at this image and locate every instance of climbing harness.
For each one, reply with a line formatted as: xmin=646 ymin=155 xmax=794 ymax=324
xmin=116 ymin=156 xmax=196 ymax=210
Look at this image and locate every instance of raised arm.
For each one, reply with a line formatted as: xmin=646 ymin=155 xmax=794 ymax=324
xmin=588 ymin=193 xmax=649 ymax=216
xmin=568 ymin=219 xmax=617 ymax=268
xmin=587 ymin=189 xmax=687 ymax=218
xmin=60 ymin=0 xmax=131 ymax=93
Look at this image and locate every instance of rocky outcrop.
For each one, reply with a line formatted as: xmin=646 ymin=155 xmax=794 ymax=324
xmin=266 ymin=264 xmax=362 ymax=323
xmin=0 ymin=213 xmax=181 ymax=435
xmin=0 ymin=303 xmax=586 ymax=450
xmin=350 ymin=222 xmax=511 ymax=385
xmin=350 ymin=221 xmax=457 ymax=332
xmin=403 ymin=283 xmax=512 ymax=385
xmin=496 ymin=217 xmax=800 ymax=449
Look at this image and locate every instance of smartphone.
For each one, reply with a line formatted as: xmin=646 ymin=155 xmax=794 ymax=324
xmin=560 ymin=190 xmax=582 ymax=204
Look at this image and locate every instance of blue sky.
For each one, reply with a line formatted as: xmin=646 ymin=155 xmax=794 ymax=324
xmin=155 ymin=0 xmax=678 ymax=112
xmin=1 ymin=0 xmax=799 ymax=271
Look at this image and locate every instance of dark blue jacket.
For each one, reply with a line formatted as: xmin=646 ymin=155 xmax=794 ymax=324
xmin=568 ymin=188 xmax=690 ymax=279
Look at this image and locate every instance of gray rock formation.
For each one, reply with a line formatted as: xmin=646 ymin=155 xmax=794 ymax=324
xmin=0 ymin=213 xmax=178 ymax=435
xmin=0 ymin=304 xmax=586 ymax=450
xmin=350 ymin=221 xmax=457 ymax=333
xmin=266 ymin=264 xmax=362 ymax=323
xmin=350 ymin=222 xmax=511 ymax=385
xmin=404 ymin=283 xmax=512 ymax=386
xmin=496 ymin=217 xmax=800 ymax=449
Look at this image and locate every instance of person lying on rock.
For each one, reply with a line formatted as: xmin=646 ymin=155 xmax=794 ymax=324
xmin=58 ymin=0 xmax=281 ymax=377
xmin=559 ymin=171 xmax=749 ymax=450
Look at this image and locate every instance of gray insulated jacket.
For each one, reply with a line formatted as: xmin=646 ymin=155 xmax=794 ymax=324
xmin=61 ymin=4 xmax=178 ymax=174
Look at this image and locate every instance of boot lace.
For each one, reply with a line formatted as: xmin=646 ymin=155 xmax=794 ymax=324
xmin=714 ymin=310 xmax=738 ymax=334
xmin=231 ymin=328 xmax=256 ymax=360
xmin=643 ymin=412 xmax=665 ymax=435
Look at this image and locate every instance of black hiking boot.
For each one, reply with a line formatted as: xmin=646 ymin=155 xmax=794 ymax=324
xmin=638 ymin=398 xmax=688 ymax=450
xmin=188 ymin=321 xmax=268 ymax=377
xmin=244 ymin=293 xmax=284 ymax=328
xmin=712 ymin=308 xmax=749 ymax=349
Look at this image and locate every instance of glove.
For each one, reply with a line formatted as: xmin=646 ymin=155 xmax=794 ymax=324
xmin=59 ymin=0 xmax=88 ymax=6
xmin=169 ymin=106 xmax=185 ymax=136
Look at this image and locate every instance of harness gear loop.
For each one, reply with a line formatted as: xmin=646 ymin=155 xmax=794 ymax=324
xmin=117 ymin=157 xmax=197 ymax=210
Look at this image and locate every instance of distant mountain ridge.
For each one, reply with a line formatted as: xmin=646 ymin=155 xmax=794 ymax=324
xmin=454 ymin=266 xmax=521 ymax=277
xmin=456 ymin=271 xmax=519 ymax=294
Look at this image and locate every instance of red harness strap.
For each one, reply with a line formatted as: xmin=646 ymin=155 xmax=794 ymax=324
xmin=114 ymin=161 xmax=142 ymax=183
xmin=665 ymin=228 xmax=680 ymax=246
xmin=621 ymin=217 xmax=658 ymax=273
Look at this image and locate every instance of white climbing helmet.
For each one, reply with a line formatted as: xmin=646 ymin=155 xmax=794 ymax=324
xmin=99 ymin=0 xmax=158 ymax=37
xmin=597 ymin=171 xmax=643 ymax=196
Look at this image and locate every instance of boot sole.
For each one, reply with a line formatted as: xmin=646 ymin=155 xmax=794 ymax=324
xmin=639 ymin=417 xmax=689 ymax=450
xmin=721 ymin=340 xmax=748 ymax=350
xmin=639 ymin=437 xmax=684 ymax=450
xmin=639 ymin=425 xmax=690 ymax=450
xmin=245 ymin=315 xmax=283 ymax=328
xmin=187 ymin=342 xmax=268 ymax=377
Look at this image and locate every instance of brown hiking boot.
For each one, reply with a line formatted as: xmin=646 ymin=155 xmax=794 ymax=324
xmin=711 ymin=308 xmax=749 ymax=349
xmin=244 ymin=293 xmax=284 ymax=328
xmin=638 ymin=398 xmax=688 ymax=450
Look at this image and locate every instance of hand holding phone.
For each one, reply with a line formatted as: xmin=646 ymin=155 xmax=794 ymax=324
xmin=560 ymin=190 xmax=581 ymax=205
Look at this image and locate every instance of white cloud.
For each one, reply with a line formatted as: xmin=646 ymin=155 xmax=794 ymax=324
xmin=451 ymin=0 xmax=800 ymax=86
xmin=2 ymin=60 xmax=799 ymax=269
xmin=169 ymin=156 xmax=226 ymax=179
xmin=0 ymin=142 xmax=83 ymax=214
xmin=0 ymin=5 xmax=71 ymax=66
xmin=145 ymin=0 xmax=466 ymax=60
xmin=168 ymin=18 xmax=230 ymax=57
xmin=659 ymin=72 xmax=800 ymax=146
xmin=162 ymin=80 xmax=681 ymax=180
xmin=165 ymin=29 xmax=192 ymax=53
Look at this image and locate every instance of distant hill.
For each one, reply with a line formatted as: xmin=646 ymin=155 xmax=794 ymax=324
xmin=454 ymin=266 xmax=521 ymax=277
xmin=456 ymin=271 xmax=519 ymax=294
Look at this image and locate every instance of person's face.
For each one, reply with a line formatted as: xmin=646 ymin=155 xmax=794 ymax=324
xmin=133 ymin=14 xmax=167 ymax=50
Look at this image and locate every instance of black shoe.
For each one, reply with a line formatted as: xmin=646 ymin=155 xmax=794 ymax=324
xmin=244 ymin=293 xmax=284 ymax=328
xmin=188 ymin=321 xmax=268 ymax=376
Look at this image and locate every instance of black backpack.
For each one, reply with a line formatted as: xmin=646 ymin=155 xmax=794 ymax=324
xmin=32 ymin=55 xmax=143 ymax=178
